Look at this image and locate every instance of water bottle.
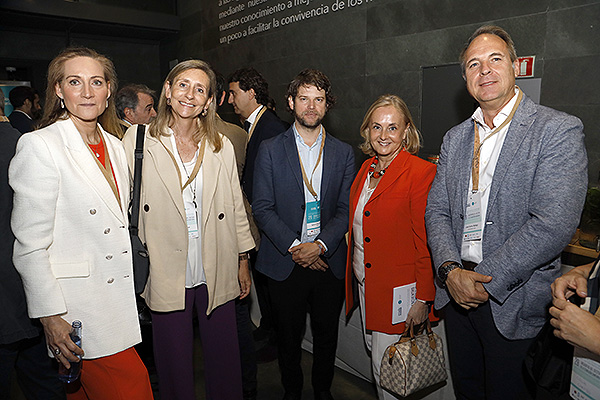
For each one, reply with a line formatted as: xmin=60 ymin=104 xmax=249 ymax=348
xmin=58 ymin=320 xmax=82 ymax=383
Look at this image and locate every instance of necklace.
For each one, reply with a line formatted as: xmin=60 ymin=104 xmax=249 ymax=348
xmin=368 ymin=156 xmax=387 ymax=178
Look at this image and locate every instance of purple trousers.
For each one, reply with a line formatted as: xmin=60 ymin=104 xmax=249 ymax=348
xmin=151 ymin=285 xmax=243 ymax=400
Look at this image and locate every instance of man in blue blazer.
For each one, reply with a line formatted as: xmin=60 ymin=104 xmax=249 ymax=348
xmin=425 ymin=26 xmax=588 ymax=399
xmin=253 ymin=69 xmax=354 ymax=400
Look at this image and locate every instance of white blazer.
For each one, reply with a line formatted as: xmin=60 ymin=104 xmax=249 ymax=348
xmin=9 ymin=118 xmax=141 ymax=359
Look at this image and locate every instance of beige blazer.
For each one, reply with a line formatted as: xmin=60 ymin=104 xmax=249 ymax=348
xmin=9 ymin=118 xmax=141 ymax=359
xmin=122 ymin=125 xmax=255 ymax=314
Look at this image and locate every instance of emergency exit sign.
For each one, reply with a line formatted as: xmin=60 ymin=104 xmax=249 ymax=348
xmin=517 ymin=56 xmax=535 ymax=78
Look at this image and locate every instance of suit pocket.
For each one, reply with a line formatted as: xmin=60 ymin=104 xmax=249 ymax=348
xmin=51 ymin=261 xmax=90 ymax=279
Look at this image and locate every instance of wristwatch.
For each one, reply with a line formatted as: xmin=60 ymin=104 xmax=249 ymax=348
xmin=438 ymin=262 xmax=462 ymax=283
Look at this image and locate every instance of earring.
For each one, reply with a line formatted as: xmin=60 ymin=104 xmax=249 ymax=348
xmin=166 ymin=98 xmax=171 ymax=106
xmin=201 ymin=109 xmax=208 ymax=117
xmin=106 ymin=99 xmax=109 ymax=109
xmin=60 ymin=98 xmax=65 ymax=109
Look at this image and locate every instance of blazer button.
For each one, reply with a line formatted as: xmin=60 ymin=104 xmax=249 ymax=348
xmin=104 ymin=228 xmax=110 ymax=234
xmin=364 ymin=237 xmax=371 ymax=243
xmin=107 ymin=278 xmax=114 ymax=284
xmin=365 ymin=262 xmax=371 ymax=268
xmin=364 ymin=211 xmax=370 ymax=217
xmin=301 ymin=204 xmax=305 ymax=210
xmin=105 ymin=254 xmax=113 ymax=260
xmin=144 ymin=204 xmax=150 ymax=212
xmin=89 ymin=209 xmax=96 ymax=215
xmin=218 ymin=213 xmax=225 ymax=220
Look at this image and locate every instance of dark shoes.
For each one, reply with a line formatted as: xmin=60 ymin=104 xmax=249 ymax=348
xmin=282 ymin=392 xmax=301 ymax=400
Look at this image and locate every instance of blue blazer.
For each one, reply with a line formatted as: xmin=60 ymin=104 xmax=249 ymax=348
xmin=252 ymin=126 xmax=355 ymax=281
xmin=425 ymin=94 xmax=588 ymax=340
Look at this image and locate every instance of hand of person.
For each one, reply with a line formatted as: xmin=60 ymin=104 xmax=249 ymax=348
xmin=40 ymin=315 xmax=84 ymax=369
xmin=238 ymin=258 xmax=252 ymax=299
xmin=550 ymin=297 xmax=600 ymax=356
xmin=290 ymin=242 xmax=321 ymax=267
xmin=405 ymin=301 xmax=429 ymax=327
xmin=551 ymin=262 xmax=592 ymax=301
xmin=308 ymin=257 xmax=329 ymax=272
xmin=446 ymin=268 xmax=492 ymax=310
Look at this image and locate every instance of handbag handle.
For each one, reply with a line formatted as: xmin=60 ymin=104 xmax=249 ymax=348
xmin=129 ymin=124 xmax=145 ymax=236
xmin=388 ymin=318 xmax=436 ymax=360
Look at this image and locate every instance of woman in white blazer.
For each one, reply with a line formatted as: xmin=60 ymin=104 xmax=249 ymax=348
xmin=122 ymin=60 xmax=254 ymax=400
xmin=9 ymin=47 xmax=153 ymax=399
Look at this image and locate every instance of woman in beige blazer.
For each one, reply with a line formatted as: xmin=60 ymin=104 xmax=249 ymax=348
xmin=122 ymin=60 xmax=254 ymax=400
xmin=9 ymin=48 xmax=152 ymax=399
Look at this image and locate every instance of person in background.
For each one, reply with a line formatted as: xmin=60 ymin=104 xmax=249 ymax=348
xmin=253 ymin=69 xmax=354 ymax=400
xmin=115 ymin=83 xmax=156 ymax=137
xmin=425 ymin=25 xmax=588 ymax=399
xmin=9 ymin=47 xmax=153 ymax=399
xmin=228 ymin=67 xmax=289 ymax=354
xmin=550 ymin=261 xmax=600 ymax=356
xmin=0 ymin=88 xmax=65 ymax=400
xmin=215 ymin=71 xmax=259 ymax=400
xmin=122 ymin=59 xmax=255 ymax=400
xmin=345 ymin=94 xmax=437 ymax=399
xmin=8 ymin=85 xmax=39 ymax=134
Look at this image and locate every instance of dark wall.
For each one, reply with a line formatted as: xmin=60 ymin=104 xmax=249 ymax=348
xmin=173 ymin=0 xmax=600 ymax=181
xmin=0 ymin=30 xmax=163 ymax=108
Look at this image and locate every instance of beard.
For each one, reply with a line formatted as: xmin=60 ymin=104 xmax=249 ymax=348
xmin=294 ymin=110 xmax=323 ymax=129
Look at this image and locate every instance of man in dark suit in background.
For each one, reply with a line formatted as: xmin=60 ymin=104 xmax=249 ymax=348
xmin=229 ymin=67 xmax=289 ymax=347
xmin=8 ymin=86 xmax=38 ymax=134
xmin=0 ymin=88 xmax=65 ymax=399
xmin=253 ymin=69 xmax=355 ymax=400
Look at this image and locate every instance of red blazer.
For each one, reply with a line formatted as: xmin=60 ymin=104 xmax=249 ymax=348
xmin=345 ymin=150 xmax=437 ymax=334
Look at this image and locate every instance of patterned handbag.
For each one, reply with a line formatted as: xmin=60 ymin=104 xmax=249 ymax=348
xmin=379 ymin=319 xmax=447 ymax=397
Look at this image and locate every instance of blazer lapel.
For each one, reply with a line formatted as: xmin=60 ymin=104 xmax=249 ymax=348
xmin=283 ymin=129 xmax=304 ymax=193
xmin=320 ymin=132 xmax=336 ymax=202
xmin=146 ymin=134 xmax=186 ymax=221
xmin=487 ymin=96 xmax=534 ymax=212
xmin=201 ymin=143 xmax=221 ymax=228
xmin=367 ymin=150 xmax=410 ymax=204
xmin=61 ymin=119 xmax=125 ymax=223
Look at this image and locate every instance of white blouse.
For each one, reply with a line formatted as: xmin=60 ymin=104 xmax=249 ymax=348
xmin=352 ymin=176 xmax=375 ymax=285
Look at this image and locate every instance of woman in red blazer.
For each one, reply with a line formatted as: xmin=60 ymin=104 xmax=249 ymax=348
xmin=345 ymin=95 xmax=437 ymax=399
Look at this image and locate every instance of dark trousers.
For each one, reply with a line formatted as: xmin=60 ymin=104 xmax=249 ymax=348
xmin=268 ymin=265 xmax=344 ymax=395
xmin=0 ymin=335 xmax=65 ymax=400
xmin=236 ymin=297 xmax=257 ymax=395
xmin=445 ymin=301 xmax=534 ymax=400
xmin=151 ymin=285 xmax=243 ymax=400
xmin=253 ymin=265 xmax=275 ymax=334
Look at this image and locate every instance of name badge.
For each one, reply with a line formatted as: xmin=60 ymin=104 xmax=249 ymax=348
xmin=185 ymin=204 xmax=199 ymax=239
xmin=306 ymin=200 xmax=321 ymax=238
xmin=463 ymin=191 xmax=483 ymax=242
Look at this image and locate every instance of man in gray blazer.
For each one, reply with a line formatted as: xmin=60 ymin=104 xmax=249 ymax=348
xmin=425 ymin=25 xmax=588 ymax=399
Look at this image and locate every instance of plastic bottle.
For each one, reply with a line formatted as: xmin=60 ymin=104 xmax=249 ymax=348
xmin=58 ymin=320 xmax=82 ymax=383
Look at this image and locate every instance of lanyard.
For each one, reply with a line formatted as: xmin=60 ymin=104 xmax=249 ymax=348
xmin=85 ymin=129 xmax=121 ymax=209
xmin=298 ymin=129 xmax=326 ymax=201
xmin=247 ymin=106 xmax=267 ymax=140
xmin=180 ymin=139 xmax=205 ymax=192
xmin=471 ymin=87 xmax=523 ymax=192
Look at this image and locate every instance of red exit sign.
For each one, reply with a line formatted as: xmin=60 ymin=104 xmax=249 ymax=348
xmin=517 ymin=56 xmax=535 ymax=78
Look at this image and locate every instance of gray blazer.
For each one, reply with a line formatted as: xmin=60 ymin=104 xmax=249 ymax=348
xmin=425 ymin=94 xmax=588 ymax=340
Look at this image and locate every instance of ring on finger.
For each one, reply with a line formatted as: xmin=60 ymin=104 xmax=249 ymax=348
xmin=53 ymin=347 xmax=61 ymax=356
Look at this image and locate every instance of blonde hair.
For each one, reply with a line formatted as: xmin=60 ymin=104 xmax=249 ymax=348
xmin=39 ymin=47 xmax=121 ymax=137
xmin=148 ymin=60 xmax=221 ymax=152
xmin=359 ymin=94 xmax=421 ymax=156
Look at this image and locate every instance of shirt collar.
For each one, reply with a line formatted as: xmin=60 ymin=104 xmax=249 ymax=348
xmin=245 ymin=105 xmax=263 ymax=125
xmin=472 ymin=86 xmax=519 ymax=129
xmin=293 ymin=123 xmax=323 ymax=149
